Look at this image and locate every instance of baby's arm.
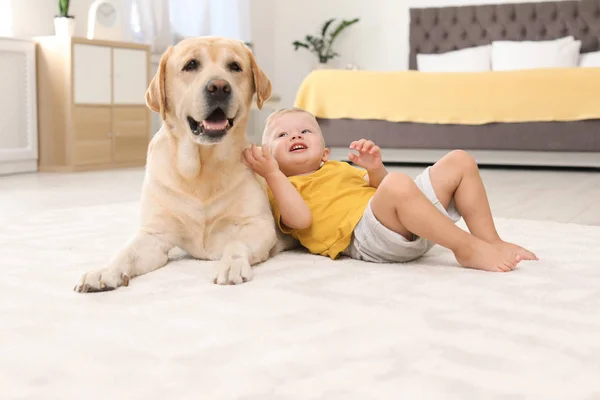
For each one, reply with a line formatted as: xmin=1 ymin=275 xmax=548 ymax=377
xmin=265 ymin=171 xmax=312 ymax=230
xmin=348 ymin=139 xmax=388 ymax=188
xmin=243 ymin=145 xmax=312 ymax=230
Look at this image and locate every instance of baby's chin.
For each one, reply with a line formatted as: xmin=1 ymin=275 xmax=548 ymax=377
xmin=279 ymin=157 xmax=323 ymax=176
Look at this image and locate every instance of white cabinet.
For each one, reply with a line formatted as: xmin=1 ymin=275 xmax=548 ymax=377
xmin=73 ymin=44 xmax=112 ymax=104
xmin=113 ymin=48 xmax=148 ymax=105
xmin=73 ymin=44 xmax=148 ymax=106
xmin=0 ymin=38 xmax=38 ymax=175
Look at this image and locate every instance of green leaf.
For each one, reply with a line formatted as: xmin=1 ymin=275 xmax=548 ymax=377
xmin=329 ymin=18 xmax=359 ymax=43
xmin=321 ymin=18 xmax=335 ymax=37
xmin=58 ymin=0 xmax=70 ymax=17
xmin=292 ymin=41 xmax=310 ymax=51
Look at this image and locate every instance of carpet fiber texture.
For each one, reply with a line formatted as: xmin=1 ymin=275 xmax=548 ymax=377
xmin=1 ymin=202 xmax=599 ymax=400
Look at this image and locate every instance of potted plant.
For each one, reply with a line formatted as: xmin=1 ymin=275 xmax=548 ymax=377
xmin=292 ymin=18 xmax=359 ymax=69
xmin=54 ymin=0 xmax=75 ymax=37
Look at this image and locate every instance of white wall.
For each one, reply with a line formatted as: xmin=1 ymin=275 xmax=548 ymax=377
xmin=271 ymin=0 xmax=402 ymax=108
xmin=250 ymin=0 xmax=275 ymax=81
xmin=9 ymin=0 xmax=97 ymax=38
xmin=258 ymin=0 xmax=571 ymax=108
xmin=247 ymin=0 xmax=276 ymax=140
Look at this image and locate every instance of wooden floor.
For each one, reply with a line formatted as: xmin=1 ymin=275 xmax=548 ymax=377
xmin=1 ymin=165 xmax=599 ymax=226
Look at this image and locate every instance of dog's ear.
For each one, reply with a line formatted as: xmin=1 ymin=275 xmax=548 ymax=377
xmin=247 ymin=46 xmax=272 ymax=110
xmin=146 ymin=46 xmax=173 ymax=120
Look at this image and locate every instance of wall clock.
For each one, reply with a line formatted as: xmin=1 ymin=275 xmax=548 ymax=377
xmin=87 ymin=0 xmax=125 ymax=41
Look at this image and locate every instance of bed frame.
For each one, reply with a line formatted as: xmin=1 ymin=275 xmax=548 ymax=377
xmin=326 ymin=0 xmax=600 ymax=168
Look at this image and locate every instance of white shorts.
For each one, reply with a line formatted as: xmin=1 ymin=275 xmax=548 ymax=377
xmin=343 ymin=167 xmax=462 ymax=263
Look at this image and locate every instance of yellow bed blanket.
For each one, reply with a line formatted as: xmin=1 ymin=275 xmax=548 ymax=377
xmin=294 ymin=68 xmax=600 ymax=125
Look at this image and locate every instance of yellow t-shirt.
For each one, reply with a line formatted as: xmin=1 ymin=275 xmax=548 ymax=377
xmin=268 ymin=160 xmax=376 ymax=259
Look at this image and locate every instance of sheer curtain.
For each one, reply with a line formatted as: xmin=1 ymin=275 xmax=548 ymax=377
xmin=205 ymin=0 xmax=251 ymax=43
xmin=0 ymin=0 xmax=12 ymax=37
xmin=130 ymin=0 xmax=251 ymax=55
xmin=129 ymin=0 xmax=172 ymax=54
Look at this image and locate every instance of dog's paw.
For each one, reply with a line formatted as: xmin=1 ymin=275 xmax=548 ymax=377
xmin=74 ymin=267 xmax=130 ymax=293
xmin=214 ymin=256 xmax=252 ymax=285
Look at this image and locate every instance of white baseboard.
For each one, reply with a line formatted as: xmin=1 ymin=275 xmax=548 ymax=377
xmin=0 ymin=160 xmax=38 ymax=175
xmin=329 ymin=148 xmax=600 ymax=169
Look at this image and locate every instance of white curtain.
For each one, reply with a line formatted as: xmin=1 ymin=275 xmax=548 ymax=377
xmin=0 ymin=0 xmax=12 ymax=37
xmin=206 ymin=0 xmax=251 ymax=43
xmin=168 ymin=0 xmax=209 ymax=41
xmin=129 ymin=0 xmax=172 ymax=54
xmin=129 ymin=0 xmax=251 ymax=54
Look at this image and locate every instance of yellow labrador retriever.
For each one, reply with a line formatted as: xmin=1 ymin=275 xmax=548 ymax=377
xmin=74 ymin=37 xmax=280 ymax=292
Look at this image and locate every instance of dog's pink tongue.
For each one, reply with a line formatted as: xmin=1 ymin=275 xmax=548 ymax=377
xmin=203 ymin=120 xmax=228 ymax=130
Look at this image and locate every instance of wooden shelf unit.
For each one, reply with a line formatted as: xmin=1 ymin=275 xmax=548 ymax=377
xmin=35 ymin=36 xmax=151 ymax=172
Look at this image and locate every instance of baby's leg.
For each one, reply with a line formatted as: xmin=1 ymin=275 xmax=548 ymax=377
xmin=429 ymin=150 xmax=537 ymax=261
xmin=371 ymin=172 xmax=519 ymax=272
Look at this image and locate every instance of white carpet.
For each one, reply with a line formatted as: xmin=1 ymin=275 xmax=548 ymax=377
xmin=1 ymin=201 xmax=600 ymax=400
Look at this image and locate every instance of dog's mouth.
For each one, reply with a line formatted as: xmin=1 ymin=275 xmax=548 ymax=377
xmin=187 ymin=108 xmax=234 ymax=139
xmin=289 ymin=142 xmax=307 ymax=152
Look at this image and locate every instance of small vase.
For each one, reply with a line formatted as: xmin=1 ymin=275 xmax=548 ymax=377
xmin=54 ymin=17 xmax=76 ymax=37
xmin=313 ymin=62 xmax=329 ymax=70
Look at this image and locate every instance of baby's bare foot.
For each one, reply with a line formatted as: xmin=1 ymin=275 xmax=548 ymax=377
xmin=454 ymin=239 xmax=521 ymax=272
xmin=492 ymin=240 xmax=538 ymax=261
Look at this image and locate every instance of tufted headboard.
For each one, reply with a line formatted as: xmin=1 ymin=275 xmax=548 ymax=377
xmin=409 ymin=0 xmax=600 ymax=69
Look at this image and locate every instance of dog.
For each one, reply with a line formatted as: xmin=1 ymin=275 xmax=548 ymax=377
xmin=74 ymin=37 xmax=282 ymax=292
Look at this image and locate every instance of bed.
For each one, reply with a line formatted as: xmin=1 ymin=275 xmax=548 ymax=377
xmin=294 ymin=0 xmax=600 ymax=168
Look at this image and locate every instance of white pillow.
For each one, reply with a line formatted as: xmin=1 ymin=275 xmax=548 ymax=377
xmin=491 ymin=36 xmax=581 ymax=71
xmin=417 ymin=45 xmax=492 ymax=72
xmin=580 ymin=51 xmax=600 ymax=67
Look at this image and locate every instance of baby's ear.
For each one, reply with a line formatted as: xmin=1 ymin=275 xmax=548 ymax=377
xmin=321 ymin=148 xmax=330 ymax=163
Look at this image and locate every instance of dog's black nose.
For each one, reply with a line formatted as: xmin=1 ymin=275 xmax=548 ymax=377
xmin=206 ymin=79 xmax=231 ymax=101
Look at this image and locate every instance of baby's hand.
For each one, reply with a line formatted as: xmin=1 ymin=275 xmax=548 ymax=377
xmin=348 ymin=139 xmax=383 ymax=171
xmin=243 ymin=144 xmax=280 ymax=178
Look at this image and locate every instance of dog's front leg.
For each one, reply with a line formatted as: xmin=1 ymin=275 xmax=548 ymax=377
xmin=74 ymin=231 xmax=174 ymax=293
xmin=214 ymin=218 xmax=277 ymax=285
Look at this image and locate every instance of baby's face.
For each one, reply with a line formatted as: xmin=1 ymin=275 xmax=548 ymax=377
xmin=266 ymin=112 xmax=329 ymax=176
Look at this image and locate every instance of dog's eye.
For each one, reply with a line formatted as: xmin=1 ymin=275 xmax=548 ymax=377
xmin=228 ymin=62 xmax=242 ymax=72
xmin=183 ymin=59 xmax=199 ymax=72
